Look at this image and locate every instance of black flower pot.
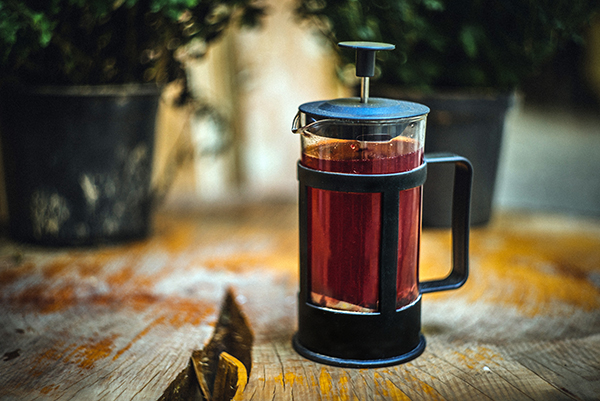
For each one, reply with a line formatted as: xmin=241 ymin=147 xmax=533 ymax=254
xmin=0 ymin=85 xmax=160 ymax=246
xmin=371 ymin=86 xmax=514 ymax=227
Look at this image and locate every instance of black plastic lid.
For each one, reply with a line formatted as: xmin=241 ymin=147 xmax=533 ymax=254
xmin=299 ymin=97 xmax=429 ymax=121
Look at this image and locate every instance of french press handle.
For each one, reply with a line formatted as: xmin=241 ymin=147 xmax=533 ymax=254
xmin=420 ymin=153 xmax=473 ymax=293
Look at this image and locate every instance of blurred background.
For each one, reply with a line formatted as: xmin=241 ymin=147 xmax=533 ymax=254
xmin=156 ymin=0 xmax=600 ymax=218
xmin=1 ymin=0 xmax=599 ymax=228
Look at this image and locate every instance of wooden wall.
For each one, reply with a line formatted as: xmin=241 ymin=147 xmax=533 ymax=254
xmin=157 ymin=0 xmax=346 ymax=207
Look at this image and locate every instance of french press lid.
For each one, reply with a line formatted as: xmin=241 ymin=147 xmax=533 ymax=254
xmin=293 ymin=42 xmax=430 ymax=140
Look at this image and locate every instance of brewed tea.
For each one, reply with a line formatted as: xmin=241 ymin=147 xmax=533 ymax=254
xmin=301 ymin=137 xmax=423 ymax=312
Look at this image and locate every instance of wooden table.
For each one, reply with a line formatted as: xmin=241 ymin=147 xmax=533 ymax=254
xmin=1 ymin=203 xmax=599 ymax=400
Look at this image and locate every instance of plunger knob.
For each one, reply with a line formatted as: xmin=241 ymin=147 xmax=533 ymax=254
xmin=338 ymin=41 xmax=395 ymax=103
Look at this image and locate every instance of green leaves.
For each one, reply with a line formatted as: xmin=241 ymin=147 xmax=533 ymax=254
xmin=459 ymin=25 xmax=484 ymax=59
xmin=422 ymin=0 xmax=444 ymax=12
xmin=31 ymin=12 xmax=55 ymax=47
xmin=296 ymin=0 xmax=600 ymax=90
xmin=0 ymin=5 xmax=17 ymax=49
xmin=0 ymin=0 xmax=266 ymax=85
xmin=0 ymin=2 xmax=54 ymax=49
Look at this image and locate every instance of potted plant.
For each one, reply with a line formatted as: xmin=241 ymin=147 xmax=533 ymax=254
xmin=295 ymin=0 xmax=599 ymax=226
xmin=0 ymin=0 xmax=265 ymax=245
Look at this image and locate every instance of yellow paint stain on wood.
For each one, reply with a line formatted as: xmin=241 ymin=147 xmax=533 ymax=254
xmin=421 ymin=228 xmax=600 ymax=316
xmin=32 ymin=343 xmax=68 ymax=362
xmin=272 ymin=371 xmax=306 ymax=395
xmin=313 ymin=369 xmax=357 ymax=401
xmin=64 ymin=335 xmax=118 ymax=370
xmin=319 ymin=367 xmax=333 ymax=395
xmin=113 ymin=300 xmax=215 ymax=360
xmin=201 ymin=237 xmax=298 ymax=275
xmin=382 ymin=368 xmax=446 ymax=400
xmin=469 ymin=232 xmax=600 ymax=315
xmin=411 ymin=378 xmax=444 ymax=400
xmin=284 ymin=371 xmax=304 ymax=387
xmin=374 ymin=372 xmax=411 ymax=401
xmin=31 ymin=335 xmax=118 ymax=377
xmin=273 ymin=373 xmax=284 ymax=387
xmin=29 ymin=345 xmax=70 ymax=377
xmin=39 ymin=384 xmax=60 ymax=395
xmin=336 ymin=374 xmax=352 ymax=401
xmin=308 ymin=371 xmax=319 ymax=393
xmin=470 ymin=263 xmax=600 ymax=316
xmin=451 ymin=346 xmax=504 ymax=370
xmin=164 ymin=298 xmax=216 ymax=328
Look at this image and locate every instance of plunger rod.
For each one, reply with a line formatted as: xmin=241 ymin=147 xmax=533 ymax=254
xmin=361 ymin=77 xmax=370 ymax=103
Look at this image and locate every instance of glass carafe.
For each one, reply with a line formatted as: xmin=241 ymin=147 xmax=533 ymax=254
xmin=296 ymin=115 xmax=426 ymax=312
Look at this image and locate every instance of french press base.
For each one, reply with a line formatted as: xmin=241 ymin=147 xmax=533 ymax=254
xmin=293 ymin=301 xmax=426 ymax=368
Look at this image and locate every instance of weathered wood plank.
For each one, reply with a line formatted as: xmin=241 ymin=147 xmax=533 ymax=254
xmin=509 ymin=335 xmax=600 ymax=401
xmin=1 ymin=206 xmax=599 ymax=400
xmin=242 ymin=334 xmax=588 ymax=401
xmin=420 ymin=343 xmax=573 ymax=401
xmin=0 ymin=205 xmax=297 ymax=400
xmin=236 ymin=210 xmax=600 ymax=401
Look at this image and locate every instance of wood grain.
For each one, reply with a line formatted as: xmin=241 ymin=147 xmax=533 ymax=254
xmin=237 ymin=209 xmax=600 ymax=401
xmin=0 ymin=205 xmax=295 ymax=400
xmin=1 ymin=204 xmax=599 ymax=400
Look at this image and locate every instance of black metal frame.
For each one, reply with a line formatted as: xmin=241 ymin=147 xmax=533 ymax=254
xmin=294 ymin=154 xmax=472 ymax=368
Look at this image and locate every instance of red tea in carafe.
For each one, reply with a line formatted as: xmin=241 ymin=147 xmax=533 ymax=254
xmin=301 ymin=137 xmax=423 ymax=312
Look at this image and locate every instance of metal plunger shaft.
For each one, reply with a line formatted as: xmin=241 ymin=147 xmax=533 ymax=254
xmin=338 ymin=41 xmax=395 ymax=104
xmin=361 ymin=77 xmax=370 ymax=103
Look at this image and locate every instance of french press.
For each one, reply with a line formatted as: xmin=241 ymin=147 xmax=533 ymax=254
xmin=292 ymin=42 xmax=473 ymax=368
